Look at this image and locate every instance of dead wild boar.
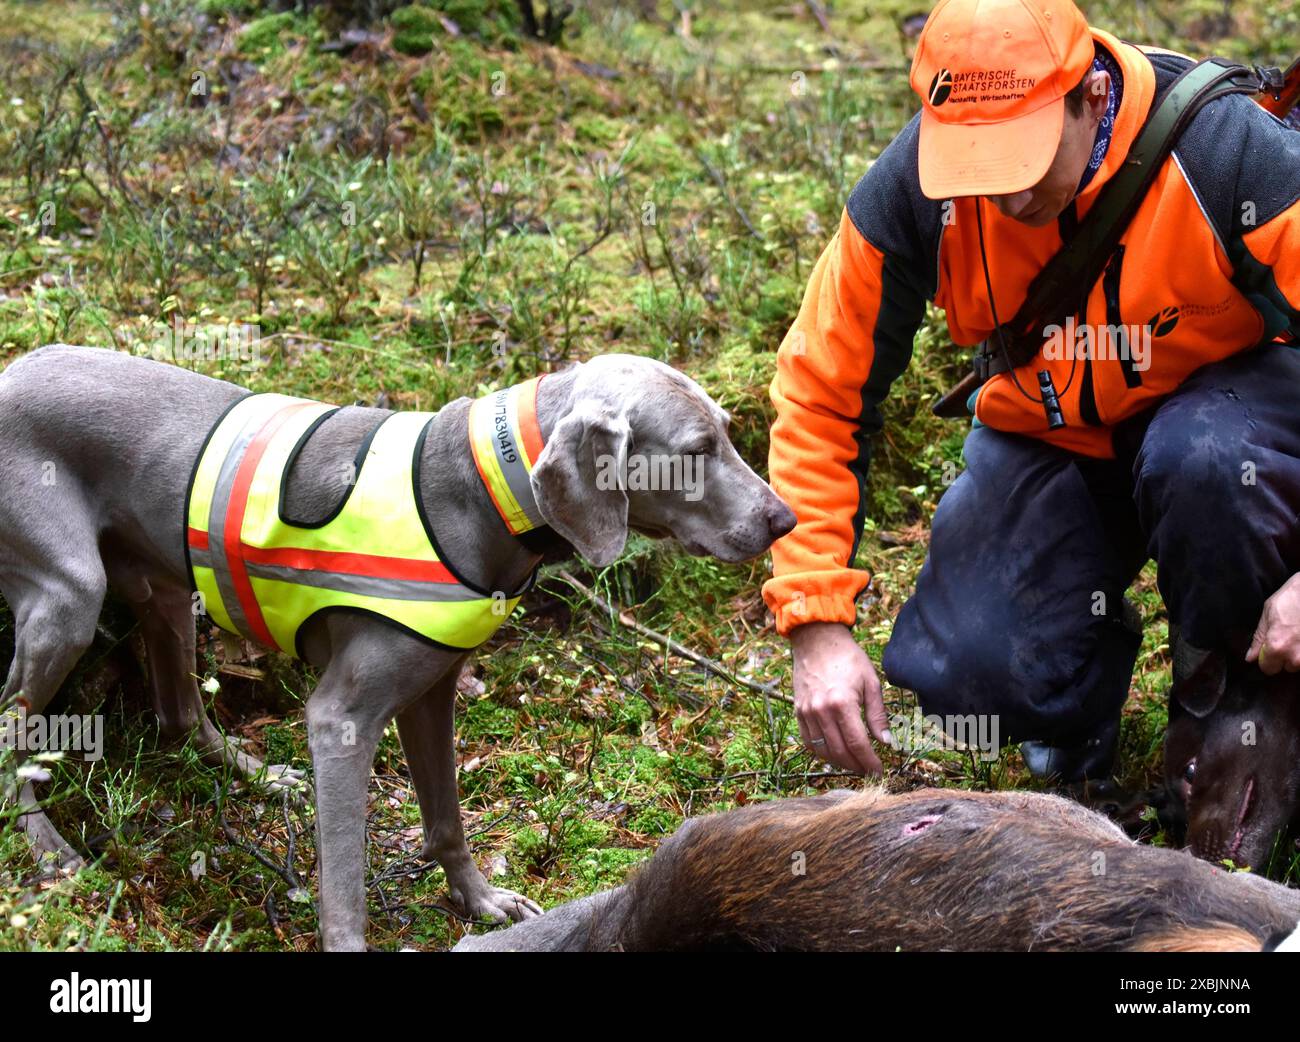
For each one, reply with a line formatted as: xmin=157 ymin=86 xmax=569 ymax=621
xmin=454 ymin=786 xmax=1300 ymax=952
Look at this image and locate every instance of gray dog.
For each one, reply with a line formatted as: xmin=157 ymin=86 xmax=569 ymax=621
xmin=0 ymin=344 xmax=795 ymax=950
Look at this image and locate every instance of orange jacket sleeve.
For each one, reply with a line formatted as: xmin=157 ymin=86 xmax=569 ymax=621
xmin=762 ymin=208 xmax=930 ymax=635
xmin=1237 ymin=183 xmax=1300 ymax=338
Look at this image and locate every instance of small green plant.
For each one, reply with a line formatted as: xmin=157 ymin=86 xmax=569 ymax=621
xmin=385 ymin=135 xmax=457 ymax=292
xmin=99 ymin=203 xmax=193 ymax=316
xmin=26 ymin=271 xmax=87 ymax=344
xmin=286 ymin=156 xmax=388 ymax=327
xmin=624 ymin=173 xmax=713 ymax=359
xmin=187 ymin=151 xmax=309 ymax=318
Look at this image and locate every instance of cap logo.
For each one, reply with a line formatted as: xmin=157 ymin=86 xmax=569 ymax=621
xmin=929 ymin=69 xmax=953 ymax=106
xmin=926 ymin=68 xmax=1038 ymax=107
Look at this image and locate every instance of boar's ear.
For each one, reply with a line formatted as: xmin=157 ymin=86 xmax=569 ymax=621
xmin=1265 ymin=923 xmax=1300 ymax=952
xmin=1170 ymin=627 xmax=1226 ymax=718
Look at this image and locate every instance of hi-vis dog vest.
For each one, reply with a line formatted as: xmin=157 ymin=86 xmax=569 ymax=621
xmin=185 ymin=378 xmax=546 ymax=659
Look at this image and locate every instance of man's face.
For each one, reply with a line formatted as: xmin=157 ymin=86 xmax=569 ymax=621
xmin=987 ymin=71 xmax=1109 ymax=227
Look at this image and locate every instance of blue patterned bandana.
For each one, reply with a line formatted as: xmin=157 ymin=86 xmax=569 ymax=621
xmin=1074 ymin=44 xmax=1124 ymax=195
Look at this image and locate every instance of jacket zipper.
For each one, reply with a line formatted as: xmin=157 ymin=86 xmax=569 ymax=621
xmin=1079 ymin=336 xmax=1100 ymax=425
xmin=1104 ymin=246 xmax=1143 ymax=389
xmin=1057 ymin=202 xmax=1102 ymax=427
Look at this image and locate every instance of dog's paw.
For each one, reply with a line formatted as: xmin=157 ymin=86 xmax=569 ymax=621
xmin=232 ymin=763 xmax=310 ymax=804
xmin=33 ymin=849 xmax=85 ymax=881
xmin=19 ymin=793 xmax=86 ymax=880
xmin=259 ymin=764 xmax=310 ymax=801
xmin=455 ymin=884 xmax=543 ymax=923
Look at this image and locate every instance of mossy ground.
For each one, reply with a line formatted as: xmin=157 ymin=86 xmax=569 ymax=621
xmin=0 ymin=0 xmax=1297 ymax=950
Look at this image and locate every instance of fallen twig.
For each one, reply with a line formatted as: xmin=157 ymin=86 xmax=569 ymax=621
xmin=695 ymin=148 xmax=764 ymax=242
xmin=553 ymin=569 xmax=792 ymax=704
xmin=215 ymin=785 xmax=308 ymax=902
xmin=578 ymin=630 xmax=701 ymax=710
xmin=804 ymin=0 xmax=833 ymax=34
xmin=705 ymin=769 xmax=864 ymax=783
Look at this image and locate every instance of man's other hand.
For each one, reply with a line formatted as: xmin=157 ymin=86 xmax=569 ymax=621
xmin=1247 ymin=572 xmax=1300 ymax=675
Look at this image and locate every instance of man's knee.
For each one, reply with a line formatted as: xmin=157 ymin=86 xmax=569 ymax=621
xmin=1133 ymin=401 xmax=1258 ymax=527
xmin=882 ymin=604 xmax=1140 ymax=746
xmin=1133 ymin=347 xmax=1300 ymax=648
xmin=1134 ymin=346 xmax=1300 ymax=524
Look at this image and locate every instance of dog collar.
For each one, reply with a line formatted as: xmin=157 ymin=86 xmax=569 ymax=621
xmin=468 ymin=375 xmax=547 ymax=536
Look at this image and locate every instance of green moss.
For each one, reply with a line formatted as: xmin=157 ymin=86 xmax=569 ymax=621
xmin=199 ymin=0 xmax=257 ymax=18
xmin=444 ymin=38 xmax=492 ymax=79
xmin=572 ymin=113 xmax=624 ymax=147
xmin=390 ymin=4 xmax=441 ymax=56
xmin=238 ymin=12 xmax=308 ymax=58
xmin=626 ymin=803 xmax=679 ymax=837
xmin=569 ymin=845 xmax=649 ymax=890
xmin=391 ymin=1 xmax=514 ymax=54
xmin=438 ymin=0 xmax=485 ymax=36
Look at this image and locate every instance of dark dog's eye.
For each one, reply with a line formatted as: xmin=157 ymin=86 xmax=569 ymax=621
xmin=1183 ymin=759 xmax=1197 ymax=785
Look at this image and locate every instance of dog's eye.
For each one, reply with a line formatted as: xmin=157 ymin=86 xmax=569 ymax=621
xmin=1183 ymin=759 xmax=1197 ymax=785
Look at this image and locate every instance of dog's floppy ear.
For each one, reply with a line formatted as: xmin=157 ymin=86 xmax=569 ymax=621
xmin=1171 ymin=626 xmax=1227 ymax=718
xmin=530 ymin=403 xmax=631 ymax=566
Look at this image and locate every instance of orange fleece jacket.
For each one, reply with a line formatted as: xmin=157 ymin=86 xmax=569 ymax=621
xmin=763 ymin=29 xmax=1300 ymax=635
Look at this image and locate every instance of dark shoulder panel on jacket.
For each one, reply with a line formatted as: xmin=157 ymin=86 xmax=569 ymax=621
xmin=844 ymin=112 xmax=945 ymax=300
xmin=1147 ymin=49 xmax=1300 ymax=243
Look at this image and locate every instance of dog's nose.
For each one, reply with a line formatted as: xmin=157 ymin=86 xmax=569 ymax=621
xmin=768 ymin=501 xmax=797 ymax=539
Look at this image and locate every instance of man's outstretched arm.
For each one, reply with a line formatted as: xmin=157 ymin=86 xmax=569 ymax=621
xmin=763 ymin=196 xmax=930 ymax=772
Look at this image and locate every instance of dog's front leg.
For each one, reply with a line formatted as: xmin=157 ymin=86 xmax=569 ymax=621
xmin=304 ymin=638 xmax=434 ymax=951
xmin=396 ymin=659 xmax=543 ymax=925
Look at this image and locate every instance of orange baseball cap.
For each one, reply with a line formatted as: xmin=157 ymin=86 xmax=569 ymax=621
xmin=910 ymin=0 xmax=1095 ymax=199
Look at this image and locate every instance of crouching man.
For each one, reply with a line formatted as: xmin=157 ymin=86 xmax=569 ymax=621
xmin=765 ymin=0 xmax=1300 ymax=780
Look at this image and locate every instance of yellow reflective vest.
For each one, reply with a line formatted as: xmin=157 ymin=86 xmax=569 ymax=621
xmin=185 ymin=379 xmax=545 ymax=658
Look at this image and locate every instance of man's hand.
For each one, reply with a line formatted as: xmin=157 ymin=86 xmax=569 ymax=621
xmin=1246 ymin=572 xmax=1300 ymax=674
xmin=790 ymin=621 xmax=891 ymax=775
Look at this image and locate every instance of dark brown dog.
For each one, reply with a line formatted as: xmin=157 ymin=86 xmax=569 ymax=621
xmin=1164 ymin=632 xmax=1300 ymax=872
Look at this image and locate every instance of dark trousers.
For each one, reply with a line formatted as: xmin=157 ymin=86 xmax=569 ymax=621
xmin=881 ymin=344 xmax=1300 ymax=748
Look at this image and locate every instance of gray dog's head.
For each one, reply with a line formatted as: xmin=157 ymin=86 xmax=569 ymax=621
xmin=529 ymin=355 xmax=796 ymax=566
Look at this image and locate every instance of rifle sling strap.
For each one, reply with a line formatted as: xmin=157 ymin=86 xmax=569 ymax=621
xmin=933 ymin=57 xmax=1269 ymax=418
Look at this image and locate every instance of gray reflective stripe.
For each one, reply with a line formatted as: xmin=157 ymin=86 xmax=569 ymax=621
xmin=487 ymin=389 xmax=544 ymax=530
xmin=205 ymin=409 xmax=267 ymax=640
xmin=193 ymin=548 xmax=490 ymax=605
xmin=243 ymin=561 xmax=491 ymax=603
